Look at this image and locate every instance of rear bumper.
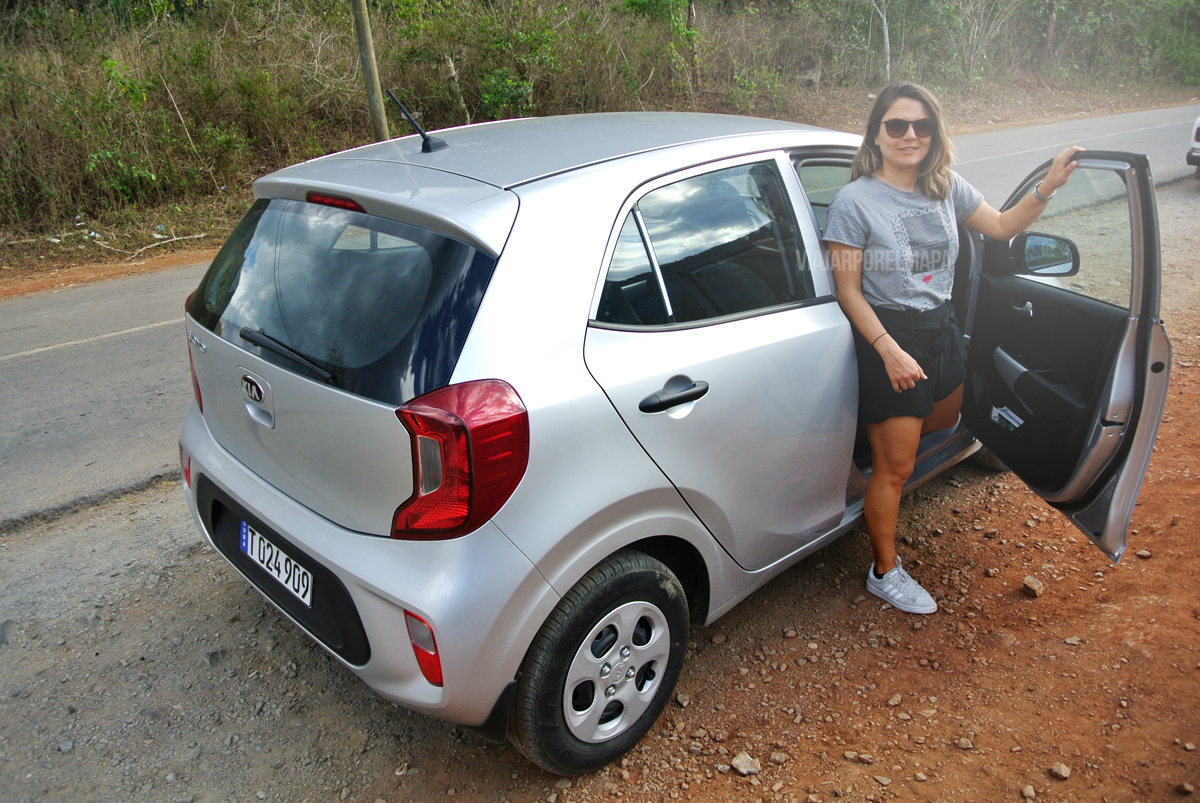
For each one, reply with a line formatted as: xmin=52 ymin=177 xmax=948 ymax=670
xmin=178 ymin=404 xmax=559 ymax=727
xmin=1188 ymin=148 xmax=1200 ymax=167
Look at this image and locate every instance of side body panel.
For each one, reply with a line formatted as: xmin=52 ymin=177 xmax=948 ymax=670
xmin=585 ymin=303 xmax=856 ymax=571
xmin=581 ymin=152 xmax=857 ymax=572
xmin=450 ymin=153 xmax=734 ymax=600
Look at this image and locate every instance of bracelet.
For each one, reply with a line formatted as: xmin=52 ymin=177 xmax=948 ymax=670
xmin=871 ymin=331 xmax=889 ymax=346
xmin=1032 ymin=181 xmax=1056 ymax=203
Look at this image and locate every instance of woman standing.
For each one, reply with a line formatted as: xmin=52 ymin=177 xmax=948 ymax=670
xmin=824 ymin=82 xmax=1082 ymax=613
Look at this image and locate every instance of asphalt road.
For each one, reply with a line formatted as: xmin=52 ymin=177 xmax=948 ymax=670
xmin=1 ymin=103 xmax=1197 ymax=525
xmin=0 ymin=265 xmax=207 ymax=524
xmin=953 ymin=103 xmax=1200 ymax=202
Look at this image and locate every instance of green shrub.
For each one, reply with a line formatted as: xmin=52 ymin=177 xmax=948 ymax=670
xmin=0 ymin=0 xmax=1195 ymax=236
xmin=86 ymin=145 xmax=160 ymax=204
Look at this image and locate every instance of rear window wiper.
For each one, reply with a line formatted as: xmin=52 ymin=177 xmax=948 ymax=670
xmin=240 ymin=328 xmax=334 ymax=382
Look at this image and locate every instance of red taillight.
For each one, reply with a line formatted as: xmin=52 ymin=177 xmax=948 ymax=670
xmin=393 ymin=379 xmax=529 ymax=540
xmin=405 ymin=611 xmax=443 ymax=687
xmin=305 ymin=191 xmax=366 ymax=213
xmin=179 ymin=444 xmax=192 ymax=489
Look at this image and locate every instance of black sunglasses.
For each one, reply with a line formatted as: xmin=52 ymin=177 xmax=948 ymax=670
xmin=881 ymin=117 xmax=935 ymax=138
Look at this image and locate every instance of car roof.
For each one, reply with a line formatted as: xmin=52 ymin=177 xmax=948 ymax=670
xmin=254 ymin=112 xmax=855 ymax=256
xmin=287 ymin=112 xmax=827 ymax=189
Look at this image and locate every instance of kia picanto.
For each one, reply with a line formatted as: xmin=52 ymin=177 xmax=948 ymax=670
xmin=179 ymin=113 xmax=1170 ymax=774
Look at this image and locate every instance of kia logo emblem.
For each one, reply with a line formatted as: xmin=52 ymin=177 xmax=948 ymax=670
xmin=241 ymin=375 xmax=264 ymax=404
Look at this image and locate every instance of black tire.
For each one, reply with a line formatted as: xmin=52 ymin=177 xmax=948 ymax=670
xmin=510 ymin=550 xmax=689 ymax=775
xmin=972 ymin=447 xmax=1009 ymax=472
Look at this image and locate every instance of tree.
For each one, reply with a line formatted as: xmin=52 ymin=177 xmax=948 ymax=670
xmin=866 ymin=0 xmax=893 ymax=81
xmin=946 ymin=0 xmax=1023 ymax=79
xmin=623 ymin=0 xmax=699 ymax=91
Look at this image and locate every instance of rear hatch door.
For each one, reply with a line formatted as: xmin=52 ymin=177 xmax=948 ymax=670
xmin=187 ymin=183 xmax=512 ymax=535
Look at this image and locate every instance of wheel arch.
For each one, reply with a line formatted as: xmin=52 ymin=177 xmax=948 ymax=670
xmin=625 ymin=535 xmax=711 ymax=626
xmin=508 ymin=547 xmax=693 ymax=774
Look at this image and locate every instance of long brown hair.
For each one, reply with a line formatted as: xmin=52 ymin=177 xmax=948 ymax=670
xmin=850 ymin=82 xmax=954 ymax=201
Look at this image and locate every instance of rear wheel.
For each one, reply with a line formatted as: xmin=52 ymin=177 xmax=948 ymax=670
xmin=510 ymin=551 xmax=689 ymax=775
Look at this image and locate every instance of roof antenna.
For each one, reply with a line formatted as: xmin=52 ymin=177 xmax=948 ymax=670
xmin=385 ymin=89 xmax=448 ymax=153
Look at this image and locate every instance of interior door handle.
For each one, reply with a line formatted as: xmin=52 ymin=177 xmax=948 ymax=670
xmin=1012 ymin=300 xmax=1033 ymax=317
xmin=639 ymin=378 xmax=710 ymax=413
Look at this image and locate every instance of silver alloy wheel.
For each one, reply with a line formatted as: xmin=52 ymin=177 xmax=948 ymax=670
xmin=562 ymin=600 xmax=670 ymax=743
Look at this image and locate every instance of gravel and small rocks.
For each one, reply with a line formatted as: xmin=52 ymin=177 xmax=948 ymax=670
xmin=731 ymin=752 xmax=760 ymax=776
xmin=1049 ymin=762 xmax=1072 ymax=780
xmin=1022 ymin=576 xmax=1046 ymax=597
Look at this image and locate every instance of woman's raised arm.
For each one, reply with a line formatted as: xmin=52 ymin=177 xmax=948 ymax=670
xmin=963 ymin=145 xmax=1084 ymax=240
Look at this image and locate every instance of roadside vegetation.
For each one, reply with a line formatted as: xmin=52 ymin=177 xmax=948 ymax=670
xmin=1 ymin=0 xmax=1197 ymax=259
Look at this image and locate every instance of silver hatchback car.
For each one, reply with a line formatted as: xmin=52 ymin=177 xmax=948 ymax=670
xmin=180 ymin=113 xmax=1170 ymax=774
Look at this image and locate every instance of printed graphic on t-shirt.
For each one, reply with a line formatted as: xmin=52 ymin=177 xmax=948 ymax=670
xmin=900 ymin=210 xmax=952 ymax=278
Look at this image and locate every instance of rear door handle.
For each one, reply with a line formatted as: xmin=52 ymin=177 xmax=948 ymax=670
xmin=639 ymin=378 xmax=710 ymax=413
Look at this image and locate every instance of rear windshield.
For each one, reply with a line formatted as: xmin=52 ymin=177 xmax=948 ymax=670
xmin=187 ymin=198 xmax=496 ymax=406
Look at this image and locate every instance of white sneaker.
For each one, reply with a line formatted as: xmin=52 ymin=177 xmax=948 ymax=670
xmin=866 ymin=557 xmax=937 ymax=614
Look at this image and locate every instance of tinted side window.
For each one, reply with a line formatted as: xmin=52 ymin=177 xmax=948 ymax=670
xmin=596 ymin=213 xmax=669 ymax=326
xmin=1016 ymin=167 xmax=1131 ymax=309
xmin=639 ymin=162 xmax=812 ymax=324
xmin=794 ymin=160 xmax=852 ymax=236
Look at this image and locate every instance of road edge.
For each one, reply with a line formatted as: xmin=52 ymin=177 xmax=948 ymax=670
xmin=0 ymin=471 xmax=181 ymax=534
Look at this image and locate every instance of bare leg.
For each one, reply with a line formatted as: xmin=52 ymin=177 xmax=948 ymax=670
xmin=864 ymin=416 xmax=923 ymax=575
xmin=921 ymin=383 xmax=963 ymax=434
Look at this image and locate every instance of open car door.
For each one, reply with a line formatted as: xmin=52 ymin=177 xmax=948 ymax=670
xmin=962 ymin=152 xmax=1170 ymax=562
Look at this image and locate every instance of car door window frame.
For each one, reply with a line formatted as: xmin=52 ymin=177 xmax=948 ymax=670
xmin=998 ymin=157 xmax=1150 ymax=316
xmin=631 ymin=207 xmax=675 ymax=321
xmin=589 ymin=151 xmax=834 ymax=330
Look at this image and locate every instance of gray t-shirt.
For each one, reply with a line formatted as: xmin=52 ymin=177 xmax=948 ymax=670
xmin=824 ymin=173 xmax=984 ymax=312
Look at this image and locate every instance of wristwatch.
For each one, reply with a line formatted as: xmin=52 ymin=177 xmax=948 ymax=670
xmin=1032 ymin=181 xmax=1056 ymax=203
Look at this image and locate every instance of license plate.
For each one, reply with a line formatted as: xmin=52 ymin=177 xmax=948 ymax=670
xmin=240 ymin=521 xmax=312 ymax=607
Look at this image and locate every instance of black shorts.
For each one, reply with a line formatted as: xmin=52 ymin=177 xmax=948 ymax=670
xmin=854 ymin=302 xmax=967 ymax=425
